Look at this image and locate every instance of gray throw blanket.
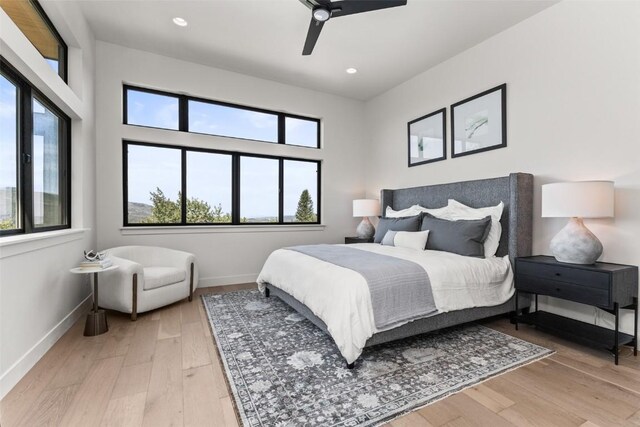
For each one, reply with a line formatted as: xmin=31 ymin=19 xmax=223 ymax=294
xmin=287 ymin=244 xmax=437 ymax=329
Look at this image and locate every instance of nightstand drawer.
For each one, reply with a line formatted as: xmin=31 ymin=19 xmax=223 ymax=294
xmin=517 ymin=261 xmax=610 ymax=289
xmin=517 ymin=275 xmax=610 ymax=307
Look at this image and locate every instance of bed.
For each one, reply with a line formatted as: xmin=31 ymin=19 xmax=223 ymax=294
xmin=258 ymin=173 xmax=533 ymax=367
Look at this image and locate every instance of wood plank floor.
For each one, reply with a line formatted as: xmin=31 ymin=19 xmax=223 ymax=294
xmin=2 ymin=283 xmax=639 ymax=426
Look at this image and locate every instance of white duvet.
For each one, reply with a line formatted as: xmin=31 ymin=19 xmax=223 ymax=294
xmin=256 ymin=243 xmax=514 ymax=364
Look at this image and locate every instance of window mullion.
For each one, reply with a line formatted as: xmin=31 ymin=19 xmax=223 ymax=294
xmin=278 ymin=158 xmax=284 ymax=224
xmin=181 ymin=149 xmax=187 ymax=224
xmin=179 ymin=95 xmax=188 ymax=132
xmin=278 ymin=114 xmax=285 ymax=144
xmin=232 ymin=154 xmax=240 ymax=225
xmin=22 ymin=86 xmax=34 ymax=234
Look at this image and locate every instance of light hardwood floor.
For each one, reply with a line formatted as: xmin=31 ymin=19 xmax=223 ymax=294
xmin=1 ymin=283 xmax=639 ymax=427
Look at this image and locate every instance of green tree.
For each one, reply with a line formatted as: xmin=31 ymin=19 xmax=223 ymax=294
xmin=295 ymin=189 xmax=316 ymax=222
xmin=0 ymin=218 xmax=15 ymax=230
xmin=143 ymin=188 xmax=231 ymax=223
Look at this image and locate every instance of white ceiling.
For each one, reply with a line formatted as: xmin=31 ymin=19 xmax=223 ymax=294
xmin=73 ymin=0 xmax=556 ymax=100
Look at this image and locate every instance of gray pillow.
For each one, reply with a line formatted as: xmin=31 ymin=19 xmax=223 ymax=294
xmin=420 ymin=213 xmax=491 ymax=257
xmin=374 ymin=215 xmax=421 ymax=243
xmin=381 ymin=230 xmax=397 ymax=246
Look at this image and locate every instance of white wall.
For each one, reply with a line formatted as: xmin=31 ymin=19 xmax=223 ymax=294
xmin=364 ymin=1 xmax=640 ymax=335
xmin=95 ymin=41 xmax=366 ymax=286
xmin=0 ymin=2 xmax=97 ymax=398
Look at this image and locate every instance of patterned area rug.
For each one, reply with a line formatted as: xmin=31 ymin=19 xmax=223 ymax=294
xmin=202 ymin=290 xmax=552 ymax=427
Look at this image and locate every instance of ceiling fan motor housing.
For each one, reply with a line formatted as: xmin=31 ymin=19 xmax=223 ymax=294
xmin=313 ymin=7 xmax=331 ymax=22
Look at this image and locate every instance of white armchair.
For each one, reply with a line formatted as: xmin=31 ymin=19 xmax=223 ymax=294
xmin=99 ymin=246 xmax=198 ymax=320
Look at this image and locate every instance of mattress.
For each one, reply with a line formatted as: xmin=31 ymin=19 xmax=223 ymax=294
xmin=257 ymin=243 xmax=514 ymax=364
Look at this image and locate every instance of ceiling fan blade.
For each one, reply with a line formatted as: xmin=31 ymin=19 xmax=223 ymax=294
xmin=302 ymin=17 xmax=325 ymax=56
xmin=330 ymin=0 xmax=407 ymax=18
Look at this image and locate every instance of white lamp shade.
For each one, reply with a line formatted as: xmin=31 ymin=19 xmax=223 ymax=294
xmin=353 ymin=199 xmax=379 ymax=217
xmin=541 ymin=181 xmax=614 ymax=218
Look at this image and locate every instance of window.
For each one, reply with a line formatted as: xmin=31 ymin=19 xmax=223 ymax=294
xmin=186 ymin=151 xmax=232 ymax=223
xmin=0 ymin=72 xmax=19 ymax=232
xmin=240 ymin=157 xmax=278 ymax=223
xmin=124 ymin=88 xmax=180 ymax=130
xmin=1 ymin=59 xmax=71 ymax=236
xmin=285 ymin=116 xmax=320 ymax=148
xmin=284 ymin=160 xmax=318 ymax=223
xmin=189 ymin=100 xmax=278 ymax=143
xmin=126 ymin=144 xmax=181 ymax=224
xmin=0 ymin=0 xmax=67 ymax=81
xmin=32 ymin=97 xmax=67 ymax=228
xmin=123 ymin=141 xmax=321 ymax=226
xmin=123 ymin=85 xmax=321 ymax=148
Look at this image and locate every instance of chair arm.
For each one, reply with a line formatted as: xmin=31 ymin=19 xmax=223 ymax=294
xmin=99 ymin=256 xmax=145 ymax=313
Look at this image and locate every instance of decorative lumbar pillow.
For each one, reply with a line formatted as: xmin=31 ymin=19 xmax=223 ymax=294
xmin=374 ymin=215 xmax=422 ymax=243
xmin=443 ymin=200 xmax=504 ymax=258
xmin=420 ymin=213 xmax=492 ymax=257
xmin=393 ymin=230 xmax=430 ymax=251
xmin=381 ymin=230 xmax=397 ymax=246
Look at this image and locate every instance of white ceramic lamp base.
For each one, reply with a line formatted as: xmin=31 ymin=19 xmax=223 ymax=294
xmin=356 ymin=217 xmax=375 ymax=239
xmin=550 ymin=217 xmax=603 ymax=265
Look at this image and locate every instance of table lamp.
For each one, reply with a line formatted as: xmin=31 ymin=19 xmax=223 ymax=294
xmin=353 ymin=199 xmax=379 ymax=239
xmin=541 ymin=181 xmax=614 ymax=264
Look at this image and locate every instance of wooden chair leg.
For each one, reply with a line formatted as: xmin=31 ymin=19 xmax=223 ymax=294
xmin=131 ymin=273 xmax=138 ymax=321
xmin=188 ymin=262 xmax=194 ymax=302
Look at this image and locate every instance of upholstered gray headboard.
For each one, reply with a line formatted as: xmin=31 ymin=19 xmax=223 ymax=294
xmin=380 ymin=173 xmax=533 ymax=263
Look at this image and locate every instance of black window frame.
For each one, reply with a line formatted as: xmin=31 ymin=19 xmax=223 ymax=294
xmin=123 ymin=140 xmax=321 ymax=227
xmin=1 ymin=0 xmax=68 ymax=82
xmin=0 ymin=57 xmax=71 ymax=237
xmin=123 ymin=85 xmax=321 ymax=149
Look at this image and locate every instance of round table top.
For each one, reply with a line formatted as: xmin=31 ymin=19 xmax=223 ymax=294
xmin=69 ymin=265 xmax=119 ymax=274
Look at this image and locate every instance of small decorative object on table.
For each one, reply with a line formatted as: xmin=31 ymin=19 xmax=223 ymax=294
xmin=353 ymin=199 xmax=379 ymax=239
xmin=542 ymin=181 xmax=614 ymax=264
xmin=80 ymin=250 xmax=112 ymax=269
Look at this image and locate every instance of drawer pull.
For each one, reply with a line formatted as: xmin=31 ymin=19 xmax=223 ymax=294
xmin=555 ymin=273 xmax=561 ymax=276
xmin=556 ymin=288 xmax=561 ymax=292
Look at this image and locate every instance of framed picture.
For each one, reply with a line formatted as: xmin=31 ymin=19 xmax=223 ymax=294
xmin=407 ymin=108 xmax=446 ymax=167
xmin=451 ymin=84 xmax=506 ymax=158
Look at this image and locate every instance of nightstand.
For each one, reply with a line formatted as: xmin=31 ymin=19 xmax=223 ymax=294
xmin=514 ymin=255 xmax=638 ymax=365
xmin=345 ymin=236 xmax=374 ymax=244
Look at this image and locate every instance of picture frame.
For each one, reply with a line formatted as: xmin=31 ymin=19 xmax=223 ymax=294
xmin=451 ymin=84 xmax=506 ymax=158
xmin=407 ymin=108 xmax=446 ymax=167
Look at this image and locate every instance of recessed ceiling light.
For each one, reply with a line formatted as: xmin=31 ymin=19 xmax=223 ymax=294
xmin=173 ymin=17 xmax=188 ymax=27
xmin=346 ymin=68 xmax=358 ymax=74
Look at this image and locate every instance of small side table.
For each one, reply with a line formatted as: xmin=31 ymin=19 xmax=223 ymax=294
xmin=70 ymin=265 xmax=119 ymax=336
xmin=345 ymin=236 xmax=374 ymax=244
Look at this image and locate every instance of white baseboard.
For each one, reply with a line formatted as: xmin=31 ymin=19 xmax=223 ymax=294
xmin=0 ymin=294 xmax=92 ymax=400
xmin=197 ymin=273 xmax=258 ymax=288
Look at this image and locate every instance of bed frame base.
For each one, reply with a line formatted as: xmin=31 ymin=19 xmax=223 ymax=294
xmin=262 ymin=173 xmax=533 ymax=366
xmin=265 ymin=283 xmax=530 ymax=366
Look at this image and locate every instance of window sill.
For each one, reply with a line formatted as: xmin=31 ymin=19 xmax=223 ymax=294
xmin=0 ymin=228 xmax=88 ymax=259
xmin=120 ymin=224 xmax=326 ymax=236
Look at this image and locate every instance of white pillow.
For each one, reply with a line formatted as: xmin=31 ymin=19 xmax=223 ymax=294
xmin=385 ymin=205 xmax=422 ymax=218
xmin=386 ymin=204 xmax=451 ymax=218
xmin=393 ymin=230 xmax=430 ymax=251
xmin=444 ymin=199 xmax=504 ymax=258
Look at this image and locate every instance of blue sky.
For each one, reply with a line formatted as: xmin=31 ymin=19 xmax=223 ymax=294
xmin=0 ymin=75 xmax=17 ymax=207
xmin=126 ymin=90 xmax=318 ymax=218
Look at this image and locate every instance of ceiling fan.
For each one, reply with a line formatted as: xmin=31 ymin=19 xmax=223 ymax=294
xmin=299 ymin=0 xmax=407 ymax=55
